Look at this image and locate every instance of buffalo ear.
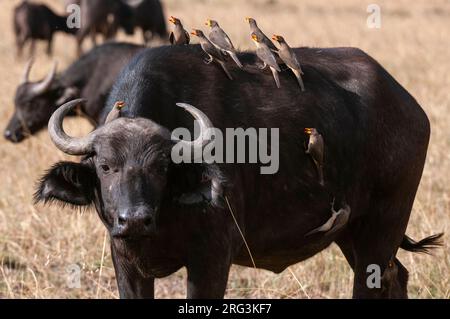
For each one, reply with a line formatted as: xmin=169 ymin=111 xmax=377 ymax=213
xmin=34 ymin=161 xmax=96 ymax=207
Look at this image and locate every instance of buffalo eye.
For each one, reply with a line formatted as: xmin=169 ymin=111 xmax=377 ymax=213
xmin=100 ymin=164 xmax=110 ymax=173
xmin=155 ymin=162 xmax=168 ymax=175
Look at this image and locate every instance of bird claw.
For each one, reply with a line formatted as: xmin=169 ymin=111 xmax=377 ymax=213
xmin=203 ymin=58 xmax=213 ymax=65
xmin=257 ymin=63 xmax=267 ymax=70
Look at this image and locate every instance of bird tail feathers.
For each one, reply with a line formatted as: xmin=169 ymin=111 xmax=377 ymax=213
xmin=227 ymin=51 xmax=243 ymax=68
xmin=270 ymin=67 xmax=281 ymax=88
xmin=293 ymin=69 xmax=305 ymax=91
xmin=218 ymin=61 xmax=233 ymax=80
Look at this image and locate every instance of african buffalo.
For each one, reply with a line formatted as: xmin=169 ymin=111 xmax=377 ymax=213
xmin=35 ymin=45 xmax=442 ymax=298
xmin=4 ymin=42 xmax=144 ymax=143
xmin=116 ymin=0 xmax=167 ymax=45
xmin=13 ymin=0 xmax=77 ymax=57
xmin=76 ymin=0 xmax=134 ymax=56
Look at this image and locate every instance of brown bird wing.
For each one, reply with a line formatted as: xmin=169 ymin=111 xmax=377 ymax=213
xmin=202 ymin=40 xmax=226 ymax=61
xmin=184 ymin=30 xmax=190 ymax=44
xmin=209 ymin=27 xmax=234 ymax=50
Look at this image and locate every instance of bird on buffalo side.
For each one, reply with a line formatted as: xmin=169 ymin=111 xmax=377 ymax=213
xmin=191 ymin=29 xmax=233 ymax=80
xmin=105 ymin=101 xmax=125 ymax=124
xmin=272 ymin=34 xmax=305 ymax=91
xmin=251 ymin=32 xmax=281 ymax=88
xmin=205 ymin=19 xmax=243 ymax=69
xmin=306 ymin=200 xmax=351 ymax=236
xmin=168 ymin=16 xmax=190 ymax=45
xmin=304 ymin=127 xmax=324 ymax=185
xmin=245 ymin=17 xmax=278 ymax=52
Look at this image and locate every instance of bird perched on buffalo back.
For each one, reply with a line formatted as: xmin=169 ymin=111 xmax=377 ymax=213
xmin=245 ymin=17 xmax=278 ymax=52
xmin=272 ymin=35 xmax=305 ymax=91
xmin=168 ymin=16 xmax=190 ymax=45
xmin=304 ymin=128 xmax=324 ymax=185
xmin=105 ymin=101 xmax=125 ymax=124
xmin=191 ymin=29 xmax=233 ymax=80
xmin=205 ymin=19 xmax=243 ymax=69
xmin=251 ymin=32 xmax=281 ymax=88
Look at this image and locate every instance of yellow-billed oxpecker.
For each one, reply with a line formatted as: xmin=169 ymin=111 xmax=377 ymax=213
xmin=245 ymin=17 xmax=278 ymax=52
xmin=272 ymin=34 xmax=305 ymax=91
xmin=205 ymin=19 xmax=243 ymax=68
xmin=191 ymin=29 xmax=233 ymax=80
xmin=306 ymin=201 xmax=351 ymax=236
xmin=251 ymin=32 xmax=281 ymax=88
xmin=304 ymin=127 xmax=324 ymax=185
xmin=168 ymin=16 xmax=190 ymax=45
xmin=105 ymin=101 xmax=125 ymax=124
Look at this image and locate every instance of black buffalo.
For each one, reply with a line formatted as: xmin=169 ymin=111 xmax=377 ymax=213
xmin=36 ymin=45 xmax=442 ymax=299
xmin=4 ymin=42 xmax=144 ymax=143
xmin=115 ymin=0 xmax=167 ymax=45
xmin=76 ymin=0 xmax=134 ymax=56
xmin=14 ymin=0 xmax=77 ymax=57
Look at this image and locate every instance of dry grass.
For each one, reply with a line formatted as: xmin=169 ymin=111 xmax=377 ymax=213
xmin=0 ymin=0 xmax=448 ymax=299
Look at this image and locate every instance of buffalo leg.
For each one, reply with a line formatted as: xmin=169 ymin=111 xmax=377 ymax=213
xmin=186 ymin=251 xmax=231 ymax=299
xmin=335 ymin=230 xmax=355 ymax=269
xmin=110 ymin=243 xmax=155 ymax=299
xmin=349 ymin=194 xmax=414 ymax=298
xmin=90 ymin=29 xmax=97 ymax=47
xmin=29 ymin=40 xmax=36 ymax=58
xmin=16 ymin=34 xmax=26 ymax=58
xmin=46 ymin=35 xmax=53 ymax=56
xmin=77 ymin=29 xmax=89 ymax=56
xmin=143 ymin=30 xmax=152 ymax=46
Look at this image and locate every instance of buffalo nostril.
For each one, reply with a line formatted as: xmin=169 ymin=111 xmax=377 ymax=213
xmin=4 ymin=130 xmax=12 ymax=139
xmin=118 ymin=215 xmax=127 ymax=226
xmin=143 ymin=216 xmax=152 ymax=227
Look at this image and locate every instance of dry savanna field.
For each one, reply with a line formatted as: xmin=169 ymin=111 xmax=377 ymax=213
xmin=0 ymin=0 xmax=449 ymax=298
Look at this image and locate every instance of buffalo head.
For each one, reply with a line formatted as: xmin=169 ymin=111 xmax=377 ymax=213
xmin=5 ymin=60 xmax=78 ymax=143
xmin=35 ymin=99 xmax=222 ymax=239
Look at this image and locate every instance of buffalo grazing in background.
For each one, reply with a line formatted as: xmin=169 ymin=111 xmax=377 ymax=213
xmin=116 ymin=0 xmax=168 ymax=45
xmin=4 ymin=42 xmax=144 ymax=143
xmin=13 ymin=0 xmax=77 ymax=57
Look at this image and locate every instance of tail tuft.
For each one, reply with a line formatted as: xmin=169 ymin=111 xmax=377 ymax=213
xmin=400 ymin=233 xmax=444 ymax=254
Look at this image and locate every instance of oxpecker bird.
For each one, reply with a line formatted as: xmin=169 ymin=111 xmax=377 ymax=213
xmin=191 ymin=29 xmax=233 ymax=80
xmin=245 ymin=17 xmax=278 ymax=52
xmin=306 ymin=201 xmax=351 ymax=236
xmin=205 ymin=19 xmax=243 ymax=68
xmin=168 ymin=16 xmax=190 ymax=45
xmin=105 ymin=101 xmax=125 ymax=124
xmin=251 ymin=32 xmax=281 ymax=88
xmin=272 ymin=34 xmax=305 ymax=91
xmin=304 ymin=128 xmax=324 ymax=185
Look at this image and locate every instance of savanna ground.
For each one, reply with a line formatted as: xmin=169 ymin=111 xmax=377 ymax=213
xmin=0 ymin=0 xmax=449 ymax=298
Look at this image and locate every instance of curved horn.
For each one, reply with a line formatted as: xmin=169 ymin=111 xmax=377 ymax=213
xmin=30 ymin=61 xmax=57 ymax=96
xmin=176 ymin=103 xmax=214 ymax=160
xmin=21 ymin=58 xmax=34 ymax=84
xmin=48 ymin=98 xmax=97 ymax=155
